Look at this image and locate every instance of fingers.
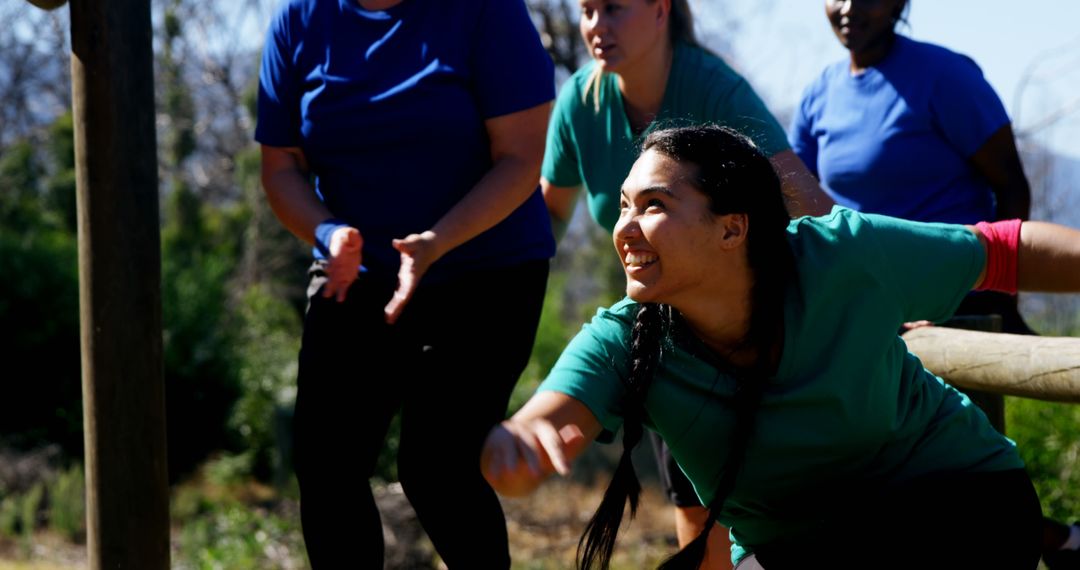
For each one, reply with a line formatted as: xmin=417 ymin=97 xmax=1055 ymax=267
xmin=902 ymin=320 xmax=934 ymax=331
xmin=533 ymin=420 xmax=570 ymax=476
xmin=384 ymin=233 xmax=431 ymax=324
xmin=322 ymin=227 xmax=363 ymax=303
xmin=383 ymin=255 xmax=416 ymax=324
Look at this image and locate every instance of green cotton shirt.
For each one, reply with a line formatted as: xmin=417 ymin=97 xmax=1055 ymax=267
xmin=538 ymin=208 xmax=1023 ymax=564
xmin=541 ymin=42 xmax=791 ymax=232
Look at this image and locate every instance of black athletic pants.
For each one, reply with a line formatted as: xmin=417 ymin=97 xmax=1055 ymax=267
xmin=293 ymin=259 xmax=548 ymax=569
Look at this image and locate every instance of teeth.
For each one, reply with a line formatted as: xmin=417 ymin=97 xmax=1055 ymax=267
xmin=625 ymin=252 xmax=657 ymax=267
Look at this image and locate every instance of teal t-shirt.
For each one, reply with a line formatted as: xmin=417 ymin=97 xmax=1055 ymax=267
xmin=538 ymin=208 xmax=1022 ymax=563
xmin=541 ymin=42 xmax=790 ymax=232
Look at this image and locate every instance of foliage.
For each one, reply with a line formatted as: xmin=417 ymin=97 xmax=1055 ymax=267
xmin=19 ymin=483 xmax=44 ymax=542
xmin=1007 ymin=397 xmax=1080 ymax=521
xmin=0 ymin=497 xmax=18 ymax=538
xmin=173 ymin=500 xmax=307 ymax=570
xmin=0 ymin=133 xmax=82 ymax=453
xmin=46 ymin=464 xmax=84 ymax=542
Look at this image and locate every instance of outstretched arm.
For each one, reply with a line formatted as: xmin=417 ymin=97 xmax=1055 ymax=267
xmin=481 ymin=391 xmax=600 ymax=497
xmin=1017 ymin=222 xmax=1080 ymax=292
xmin=968 ymin=221 xmax=1080 ymax=292
xmin=769 ymin=149 xmax=834 ymax=218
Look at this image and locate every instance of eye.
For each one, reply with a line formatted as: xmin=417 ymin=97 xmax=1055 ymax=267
xmin=581 ymin=5 xmax=594 ymax=18
xmin=645 ymin=198 xmax=665 ymax=212
xmin=604 ymin=4 xmax=621 ymax=15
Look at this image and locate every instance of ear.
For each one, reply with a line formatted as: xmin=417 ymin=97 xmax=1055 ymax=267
xmin=718 ymin=213 xmax=749 ymax=249
xmin=655 ymin=0 xmax=671 ymax=29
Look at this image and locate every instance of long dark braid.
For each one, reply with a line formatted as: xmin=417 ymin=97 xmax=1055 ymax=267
xmin=579 ymin=125 xmax=796 ymax=570
xmin=578 ymin=302 xmax=670 ymax=570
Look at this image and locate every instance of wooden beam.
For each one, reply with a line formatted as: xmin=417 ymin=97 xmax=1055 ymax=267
xmin=903 ymin=327 xmax=1080 ymax=404
xmin=69 ymin=0 xmax=170 ymax=568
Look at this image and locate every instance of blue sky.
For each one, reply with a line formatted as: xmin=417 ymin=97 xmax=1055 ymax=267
xmin=698 ymin=0 xmax=1080 ymax=159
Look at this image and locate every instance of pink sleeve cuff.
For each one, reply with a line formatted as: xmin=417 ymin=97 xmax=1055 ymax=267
xmin=974 ymin=219 xmax=1022 ymax=294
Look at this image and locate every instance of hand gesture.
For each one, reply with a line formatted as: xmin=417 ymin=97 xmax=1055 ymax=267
xmin=322 ymin=226 xmax=363 ymax=303
xmin=481 ymin=418 xmax=586 ymax=498
xmin=384 ymin=230 xmax=440 ymax=324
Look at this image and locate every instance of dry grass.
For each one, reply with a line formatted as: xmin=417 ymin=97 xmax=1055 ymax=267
xmin=502 ymin=478 xmax=677 ymax=569
xmin=0 ymin=470 xmax=682 ymax=569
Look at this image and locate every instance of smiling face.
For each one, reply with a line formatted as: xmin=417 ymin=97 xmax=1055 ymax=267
xmin=825 ymin=0 xmax=904 ymax=61
xmin=579 ymin=0 xmax=669 ymax=74
xmin=614 ymin=149 xmax=748 ymax=306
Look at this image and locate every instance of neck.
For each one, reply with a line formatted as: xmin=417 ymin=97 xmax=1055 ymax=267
xmin=849 ymin=31 xmax=897 ymax=73
xmin=673 ymin=256 xmax=755 ymax=364
xmin=616 ymin=39 xmax=674 ymax=131
xmin=357 ymin=0 xmax=402 ymax=9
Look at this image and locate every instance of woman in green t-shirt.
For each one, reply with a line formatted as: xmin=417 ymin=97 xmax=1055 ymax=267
xmin=484 ymin=125 xmax=1080 ymax=569
xmin=542 ymin=2 xmax=832 ymax=565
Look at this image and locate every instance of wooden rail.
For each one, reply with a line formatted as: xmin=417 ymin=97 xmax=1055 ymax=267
xmin=903 ymin=327 xmax=1080 ymax=404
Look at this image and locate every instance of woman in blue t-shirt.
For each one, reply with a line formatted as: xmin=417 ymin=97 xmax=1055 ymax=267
xmin=789 ymin=0 xmax=1035 ymax=332
xmin=255 ymin=0 xmax=555 ymax=567
xmin=482 ymin=125 xmax=1080 ymax=569
xmin=790 ymin=2 xmax=1080 ymax=564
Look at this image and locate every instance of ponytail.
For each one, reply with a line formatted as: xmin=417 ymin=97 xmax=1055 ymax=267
xmin=578 ymin=303 xmax=669 ymax=570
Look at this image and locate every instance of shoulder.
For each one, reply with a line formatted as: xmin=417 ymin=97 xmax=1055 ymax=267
xmin=893 ymin=35 xmax=985 ymax=78
xmin=561 ymin=62 xmax=601 ymax=100
xmin=553 ymin=60 xmax=606 ymax=116
xmin=587 ymin=298 xmax=638 ymax=336
xmin=675 ymin=43 xmax=747 ymax=97
xmin=267 ymin=0 xmax=325 ymax=41
xmin=271 ymin=0 xmax=322 ymax=24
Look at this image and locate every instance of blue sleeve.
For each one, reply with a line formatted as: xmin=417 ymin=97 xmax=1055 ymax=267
xmin=928 ymin=54 xmax=1010 ymax=158
xmin=255 ymin=3 xmax=301 ymax=147
xmin=471 ymin=0 xmax=555 ymax=119
xmin=788 ymin=88 xmax=819 ymax=179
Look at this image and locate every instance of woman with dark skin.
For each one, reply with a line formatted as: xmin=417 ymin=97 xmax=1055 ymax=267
xmin=482 ymin=125 xmax=1080 ymax=569
xmin=790 ymin=2 xmax=1080 ymax=564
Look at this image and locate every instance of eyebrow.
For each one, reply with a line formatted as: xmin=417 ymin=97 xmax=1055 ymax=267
xmin=620 ymin=185 xmax=677 ymax=200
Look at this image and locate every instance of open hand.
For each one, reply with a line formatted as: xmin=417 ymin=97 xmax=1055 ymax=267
xmin=322 ymin=226 xmax=363 ymax=303
xmin=481 ymin=418 xmax=586 ymax=497
xmin=384 ymin=230 xmax=441 ymax=324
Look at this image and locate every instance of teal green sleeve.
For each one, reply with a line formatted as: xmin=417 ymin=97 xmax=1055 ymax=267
xmin=711 ymin=78 xmax=790 ymax=157
xmin=858 ymin=212 xmax=987 ymax=323
xmin=541 ymin=80 xmax=584 ymax=188
xmin=537 ymin=302 xmax=634 ymax=440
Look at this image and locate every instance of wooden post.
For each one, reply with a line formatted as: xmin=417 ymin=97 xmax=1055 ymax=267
xmin=69 ymin=0 xmax=170 ymax=568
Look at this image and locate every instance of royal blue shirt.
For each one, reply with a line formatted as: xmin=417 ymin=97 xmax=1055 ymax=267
xmin=789 ymin=36 xmax=1009 ymax=224
xmin=256 ymin=0 xmax=556 ymax=279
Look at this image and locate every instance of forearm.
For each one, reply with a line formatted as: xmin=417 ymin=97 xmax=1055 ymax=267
xmin=261 ymin=166 xmax=335 ymax=246
xmin=770 ymin=150 xmax=833 ymax=217
xmin=426 ymin=153 xmax=541 ymax=259
xmin=541 ymin=178 xmax=579 ymax=245
xmin=1018 ymin=221 xmax=1080 ymax=292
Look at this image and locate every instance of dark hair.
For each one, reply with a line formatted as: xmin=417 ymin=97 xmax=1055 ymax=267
xmin=576 ymin=125 xmax=796 ymax=570
xmin=893 ymin=0 xmax=911 ymax=29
